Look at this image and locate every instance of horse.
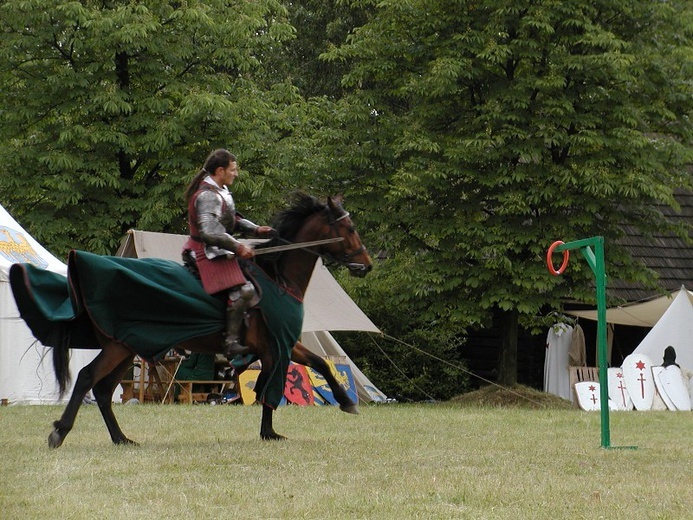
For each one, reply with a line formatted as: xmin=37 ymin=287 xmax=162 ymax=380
xmin=9 ymin=193 xmax=372 ymax=447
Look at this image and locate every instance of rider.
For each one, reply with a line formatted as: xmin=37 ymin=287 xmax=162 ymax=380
xmin=182 ymin=149 xmax=275 ymax=358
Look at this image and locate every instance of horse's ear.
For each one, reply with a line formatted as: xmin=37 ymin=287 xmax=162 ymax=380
xmin=327 ymin=195 xmax=344 ymax=210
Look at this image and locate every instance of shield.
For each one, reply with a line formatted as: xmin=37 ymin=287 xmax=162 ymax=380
xmin=607 ymin=367 xmax=633 ymax=411
xmin=657 ymin=366 xmax=691 ymax=411
xmin=621 ymin=353 xmax=655 ymax=411
xmin=651 ymin=366 xmax=676 ymax=410
xmin=574 ymin=381 xmax=601 ymax=411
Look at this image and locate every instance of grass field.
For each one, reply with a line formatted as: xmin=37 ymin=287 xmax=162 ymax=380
xmin=1 ymin=398 xmax=691 ymax=519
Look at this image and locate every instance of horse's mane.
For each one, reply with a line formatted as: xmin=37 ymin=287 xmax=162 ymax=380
xmin=253 ymin=192 xmax=328 ymax=271
xmin=271 ymin=192 xmax=327 ymax=242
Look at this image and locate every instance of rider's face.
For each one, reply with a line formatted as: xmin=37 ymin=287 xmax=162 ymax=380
xmin=216 ymin=161 xmax=239 ymax=187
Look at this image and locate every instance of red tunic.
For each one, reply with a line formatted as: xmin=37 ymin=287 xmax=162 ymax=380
xmin=184 ymin=185 xmax=247 ymax=295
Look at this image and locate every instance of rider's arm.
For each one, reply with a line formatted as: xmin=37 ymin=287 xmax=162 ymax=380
xmin=235 ymin=216 xmax=260 ymax=236
xmin=195 ymin=190 xmax=243 ymax=253
xmin=236 ymin=216 xmax=276 ymax=238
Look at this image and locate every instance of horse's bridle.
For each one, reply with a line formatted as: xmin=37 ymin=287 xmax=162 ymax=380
xmin=264 ymin=206 xmax=369 ymax=273
xmin=322 ymin=210 xmax=370 ymax=273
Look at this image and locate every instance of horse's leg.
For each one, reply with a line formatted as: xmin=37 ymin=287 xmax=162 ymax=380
xmin=49 ymin=342 xmax=133 ymax=449
xmin=91 ymin=354 xmax=138 ymax=446
xmin=242 ymin=315 xmax=287 ymax=441
xmin=256 ymin=357 xmax=287 ymax=441
xmin=291 ymin=342 xmax=359 ymax=414
xmin=260 ymin=404 xmax=285 ymax=441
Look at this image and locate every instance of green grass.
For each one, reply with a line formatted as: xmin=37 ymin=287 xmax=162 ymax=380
xmin=1 ymin=402 xmax=691 ymax=519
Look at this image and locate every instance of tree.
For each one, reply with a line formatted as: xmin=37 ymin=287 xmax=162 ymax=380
xmin=269 ymin=0 xmax=369 ymax=99
xmin=317 ymin=0 xmax=693 ymax=386
xmin=0 ymin=0 xmax=298 ymax=255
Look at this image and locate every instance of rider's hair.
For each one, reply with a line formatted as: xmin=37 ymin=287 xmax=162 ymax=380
xmin=185 ymin=149 xmax=236 ymax=203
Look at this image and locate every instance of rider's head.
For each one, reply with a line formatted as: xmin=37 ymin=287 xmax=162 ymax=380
xmin=203 ymin=149 xmax=236 ymax=174
xmin=185 ymin=149 xmax=237 ymax=202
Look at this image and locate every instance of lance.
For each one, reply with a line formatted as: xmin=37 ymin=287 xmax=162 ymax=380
xmin=251 ymin=237 xmax=344 ymax=255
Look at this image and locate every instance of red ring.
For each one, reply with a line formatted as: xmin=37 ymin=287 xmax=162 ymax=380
xmin=547 ymin=241 xmax=569 ymax=276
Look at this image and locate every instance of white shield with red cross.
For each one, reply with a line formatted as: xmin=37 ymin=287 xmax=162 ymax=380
xmin=574 ymin=381 xmax=601 ymax=411
xmin=622 ymin=354 xmax=655 ymax=411
xmin=607 ymin=367 xmax=633 ymax=411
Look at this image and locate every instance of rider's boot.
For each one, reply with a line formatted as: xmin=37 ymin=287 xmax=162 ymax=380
xmin=223 ymin=282 xmax=255 ymax=358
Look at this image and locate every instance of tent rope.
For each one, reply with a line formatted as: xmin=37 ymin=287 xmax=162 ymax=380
xmin=366 ymin=334 xmax=436 ymax=401
xmin=371 ymin=333 xmax=545 ymax=407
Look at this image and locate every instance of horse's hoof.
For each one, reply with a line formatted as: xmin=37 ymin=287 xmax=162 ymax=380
xmin=261 ymin=432 xmax=287 ymax=441
xmin=340 ymin=404 xmax=360 ymax=415
xmin=48 ymin=429 xmax=64 ymax=449
xmin=115 ymin=437 xmax=139 ymax=447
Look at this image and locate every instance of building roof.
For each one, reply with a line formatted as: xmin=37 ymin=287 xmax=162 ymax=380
xmin=611 ymin=189 xmax=693 ymax=302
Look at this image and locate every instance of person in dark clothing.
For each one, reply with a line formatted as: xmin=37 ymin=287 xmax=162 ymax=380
xmin=173 ymin=353 xmax=216 ymax=401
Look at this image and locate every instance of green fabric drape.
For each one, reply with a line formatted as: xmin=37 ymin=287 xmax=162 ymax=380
xmin=244 ymin=262 xmax=304 ymax=408
xmin=10 ymin=250 xmax=305 ymax=408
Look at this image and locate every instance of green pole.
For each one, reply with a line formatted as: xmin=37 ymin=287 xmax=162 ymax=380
xmin=549 ymin=237 xmax=636 ymax=449
xmin=591 ymin=239 xmax=611 ymax=449
xmin=553 ymin=238 xmax=610 ymax=448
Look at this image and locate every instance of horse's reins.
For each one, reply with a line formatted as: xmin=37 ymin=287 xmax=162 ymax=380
xmin=252 ymin=237 xmax=344 ymax=255
xmin=256 ymin=210 xmax=369 ymax=272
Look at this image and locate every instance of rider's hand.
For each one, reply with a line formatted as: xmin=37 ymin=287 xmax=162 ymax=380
xmin=256 ymin=226 xmax=277 ymax=238
xmin=235 ymin=243 xmax=255 ymax=259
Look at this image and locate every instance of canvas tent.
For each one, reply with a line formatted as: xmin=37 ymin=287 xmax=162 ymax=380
xmin=116 ymin=229 xmax=386 ymax=402
xmin=0 ymin=205 xmax=97 ymax=404
xmin=630 ymin=288 xmax=693 ymax=371
xmin=566 ymin=286 xmax=693 ymax=327
xmin=566 ymin=286 xmax=693 ymax=371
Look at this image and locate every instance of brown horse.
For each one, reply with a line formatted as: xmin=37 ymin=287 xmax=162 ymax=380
xmin=10 ymin=193 xmax=372 ymax=447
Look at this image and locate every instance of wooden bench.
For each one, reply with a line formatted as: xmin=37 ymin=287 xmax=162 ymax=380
xmin=119 ymin=379 xmax=234 ymax=404
xmin=173 ymin=380 xmax=234 ymax=404
xmin=119 ymin=380 xmax=163 ymax=403
xmin=120 ymin=380 xmax=140 ymax=403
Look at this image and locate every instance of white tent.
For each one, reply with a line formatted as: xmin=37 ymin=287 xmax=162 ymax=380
xmin=630 ymin=288 xmax=693 ymax=371
xmin=0 ymin=205 xmax=97 ymax=404
xmin=565 ymin=286 xmax=693 ymax=371
xmin=116 ymin=229 xmax=386 ymax=402
xmin=566 ymin=286 xmax=693 ymax=327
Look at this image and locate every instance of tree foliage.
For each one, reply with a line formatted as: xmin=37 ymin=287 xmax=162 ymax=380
xmin=0 ymin=0 xmax=298 ymax=255
xmin=318 ymin=0 xmax=693 ymax=385
xmin=262 ymin=0 xmax=368 ymax=99
xmin=0 ymin=0 xmax=691 ymax=397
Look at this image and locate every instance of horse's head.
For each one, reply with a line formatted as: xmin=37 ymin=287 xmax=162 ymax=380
xmin=320 ymin=196 xmax=373 ymax=277
xmin=260 ymin=192 xmax=373 ymax=278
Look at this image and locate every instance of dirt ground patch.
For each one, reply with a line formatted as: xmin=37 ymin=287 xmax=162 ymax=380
xmin=450 ymin=384 xmax=574 ymax=410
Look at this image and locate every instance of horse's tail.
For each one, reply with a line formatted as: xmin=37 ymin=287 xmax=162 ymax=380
xmin=52 ymin=327 xmax=72 ymax=396
xmin=8 ymin=263 xmax=73 ymax=395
